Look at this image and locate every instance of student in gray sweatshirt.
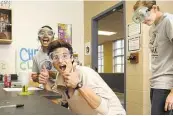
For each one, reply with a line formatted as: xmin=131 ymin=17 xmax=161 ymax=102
xmin=31 ymin=25 xmax=57 ymax=82
xmin=133 ymin=1 xmax=173 ymax=115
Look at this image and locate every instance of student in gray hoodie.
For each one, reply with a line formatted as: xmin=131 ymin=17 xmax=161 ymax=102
xmin=133 ymin=0 xmax=173 ymax=115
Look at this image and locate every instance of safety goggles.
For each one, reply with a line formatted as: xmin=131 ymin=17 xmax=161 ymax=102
xmin=38 ymin=29 xmax=54 ymax=38
xmin=49 ymin=52 xmax=71 ymax=62
xmin=132 ymin=6 xmax=151 ymax=24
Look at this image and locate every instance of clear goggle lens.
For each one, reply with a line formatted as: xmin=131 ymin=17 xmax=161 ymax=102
xmin=49 ymin=52 xmax=71 ymax=61
xmin=38 ymin=30 xmax=54 ymax=38
xmin=132 ymin=7 xmax=150 ymax=23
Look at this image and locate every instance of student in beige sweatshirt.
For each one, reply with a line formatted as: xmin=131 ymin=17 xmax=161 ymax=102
xmin=38 ymin=39 xmax=126 ymax=115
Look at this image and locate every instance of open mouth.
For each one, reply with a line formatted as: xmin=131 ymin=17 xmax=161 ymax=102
xmin=59 ymin=65 xmax=66 ymax=71
xmin=43 ymin=40 xmax=49 ymax=44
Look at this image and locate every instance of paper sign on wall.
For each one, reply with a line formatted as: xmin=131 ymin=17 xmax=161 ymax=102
xmin=128 ymin=36 xmax=140 ymax=51
xmin=16 ymin=47 xmax=38 ymax=73
xmin=0 ymin=60 xmax=8 ymax=74
xmin=128 ymin=23 xmax=141 ymax=37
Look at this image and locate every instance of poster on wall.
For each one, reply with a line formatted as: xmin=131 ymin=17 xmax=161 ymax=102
xmin=16 ymin=47 xmax=38 ymax=73
xmin=85 ymin=42 xmax=91 ymax=55
xmin=58 ymin=23 xmax=72 ymax=44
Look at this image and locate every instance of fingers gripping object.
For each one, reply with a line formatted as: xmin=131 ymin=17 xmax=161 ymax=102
xmin=132 ymin=6 xmax=150 ymax=24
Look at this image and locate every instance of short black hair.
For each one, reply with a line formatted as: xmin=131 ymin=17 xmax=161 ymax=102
xmin=47 ymin=39 xmax=73 ymax=56
xmin=41 ymin=25 xmax=53 ymax=30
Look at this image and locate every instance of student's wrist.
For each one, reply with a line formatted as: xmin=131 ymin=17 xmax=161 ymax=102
xmin=74 ymin=81 xmax=83 ymax=90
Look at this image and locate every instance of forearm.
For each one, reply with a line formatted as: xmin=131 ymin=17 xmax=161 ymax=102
xmin=43 ymin=83 xmax=52 ymax=91
xmin=78 ymin=86 xmax=101 ymax=109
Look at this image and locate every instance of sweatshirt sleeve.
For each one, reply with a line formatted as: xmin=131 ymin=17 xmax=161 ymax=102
xmin=166 ymin=17 xmax=173 ymax=42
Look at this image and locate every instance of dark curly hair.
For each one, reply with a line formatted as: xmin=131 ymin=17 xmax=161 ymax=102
xmin=47 ymin=39 xmax=73 ymax=56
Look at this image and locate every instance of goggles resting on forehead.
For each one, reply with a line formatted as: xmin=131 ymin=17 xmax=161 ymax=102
xmin=132 ymin=6 xmax=150 ymax=24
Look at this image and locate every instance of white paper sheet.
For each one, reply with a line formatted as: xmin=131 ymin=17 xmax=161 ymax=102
xmin=3 ymin=87 xmax=43 ymax=92
xmin=128 ymin=36 xmax=140 ymax=51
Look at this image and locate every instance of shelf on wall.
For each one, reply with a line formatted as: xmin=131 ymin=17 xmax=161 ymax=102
xmin=0 ymin=39 xmax=12 ymax=44
xmin=0 ymin=8 xmax=12 ymax=44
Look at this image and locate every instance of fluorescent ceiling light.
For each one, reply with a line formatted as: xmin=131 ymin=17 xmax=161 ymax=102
xmin=98 ymin=30 xmax=117 ymax=36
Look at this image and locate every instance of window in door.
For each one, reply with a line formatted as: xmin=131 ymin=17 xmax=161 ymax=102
xmin=98 ymin=44 xmax=104 ymax=73
xmin=113 ymin=40 xmax=124 ymax=73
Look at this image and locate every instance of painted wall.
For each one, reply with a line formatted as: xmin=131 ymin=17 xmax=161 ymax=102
xmin=84 ymin=0 xmax=173 ymax=115
xmin=103 ymin=41 xmax=113 ymax=73
xmin=0 ymin=1 xmax=84 ymax=74
xmin=84 ymin=1 xmax=118 ymax=66
xmin=126 ymin=1 xmax=173 ymax=115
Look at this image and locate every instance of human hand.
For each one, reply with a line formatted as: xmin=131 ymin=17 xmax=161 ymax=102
xmin=39 ymin=65 xmax=49 ymax=84
xmin=165 ymin=91 xmax=173 ymax=111
xmin=62 ymin=64 xmax=80 ymax=88
xmin=31 ymin=72 xmax=39 ymax=82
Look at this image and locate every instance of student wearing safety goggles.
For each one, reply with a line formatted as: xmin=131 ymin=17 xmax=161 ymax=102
xmin=31 ymin=25 xmax=57 ymax=83
xmin=38 ymin=39 xmax=126 ymax=115
xmin=133 ymin=1 xmax=173 ymax=115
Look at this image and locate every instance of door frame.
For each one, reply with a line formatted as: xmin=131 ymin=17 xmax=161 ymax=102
xmin=91 ymin=1 xmax=126 ymax=109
